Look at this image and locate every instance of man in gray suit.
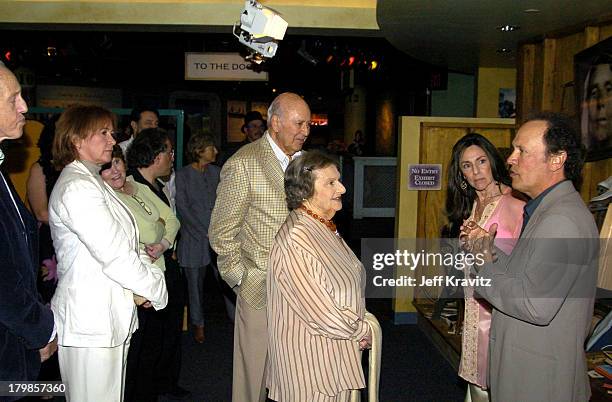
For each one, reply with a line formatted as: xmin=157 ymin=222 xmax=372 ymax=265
xmin=462 ymin=112 xmax=599 ymax=402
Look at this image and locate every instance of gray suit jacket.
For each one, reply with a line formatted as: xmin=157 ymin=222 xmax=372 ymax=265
xmin=475 ymin=181 xmax=599 ymax=402
xmin=175 ymin=164 xmax=220 ymax=268
xmin=209 ymin=135 xmax=288 ymax=309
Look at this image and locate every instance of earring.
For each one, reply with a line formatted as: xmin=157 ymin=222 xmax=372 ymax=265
xmin=460 ymin=180 xmax=468 ymax=191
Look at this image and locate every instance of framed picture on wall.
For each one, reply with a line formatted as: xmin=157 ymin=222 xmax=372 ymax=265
xmin=227 ymin=100 xmax=247 ymax=143
xmin=498 ymin=88 xmax=516 ymax=118
xmin=574 ymin=37 xmax=612 ymax=161
xmin=250 ymin=102 xmax=269 ymax=121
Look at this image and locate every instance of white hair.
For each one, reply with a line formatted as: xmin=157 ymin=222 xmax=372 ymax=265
xmin=267 ymin=92 xmax=305 ymax=120
xmin=267 ymin=95 xmax=283 ymax=120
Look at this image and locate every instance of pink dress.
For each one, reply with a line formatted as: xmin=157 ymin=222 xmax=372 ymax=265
xmin=458 ymin=191 xmax=525 ymax=389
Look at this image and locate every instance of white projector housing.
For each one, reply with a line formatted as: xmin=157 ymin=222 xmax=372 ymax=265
xmin=233 ymin=0 xmax=288 ymax=62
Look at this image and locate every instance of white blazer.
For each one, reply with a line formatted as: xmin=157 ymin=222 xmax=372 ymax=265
xmin=49 ymin=161 xmax=168 ymax=347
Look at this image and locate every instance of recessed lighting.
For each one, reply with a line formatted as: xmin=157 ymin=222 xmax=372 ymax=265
xmin=497 ymin=25 xmax=520 ymax=32
xmin=524 ymin=8 xmax=540 ymax=13
xmin=496 ymin=48 xmax=512 ymax=54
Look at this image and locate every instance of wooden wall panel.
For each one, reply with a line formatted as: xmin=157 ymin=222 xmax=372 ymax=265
xmin=554 ymin=32 xmax=585 ymax=116
xmin=584 ymin=26 xmax=601 ymax=47
xmin=600 ymin=24 xmax=612 ymax=39
xmin=517 ymin=44 xmax=536 ymax=121
xmin=541 ymin=38 xmax=558 ymax=111
xmin=533 ymin=42 xmax=545 ymax=119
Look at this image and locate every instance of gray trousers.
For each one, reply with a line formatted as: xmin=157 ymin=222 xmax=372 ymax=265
xmin=183 ymin=264 xmax=236 ymax=326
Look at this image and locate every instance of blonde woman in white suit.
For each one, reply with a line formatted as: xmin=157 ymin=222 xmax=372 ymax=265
xmin=49 ymin=105 xmax=167 ymax=402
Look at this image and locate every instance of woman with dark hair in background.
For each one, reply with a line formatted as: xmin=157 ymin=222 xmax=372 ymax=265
xmin=100 ymin=144 xmax=179 ymax=284
xmin=446 ymin=133 xmax=525 ymax=402
xmin=26 ymin=116 xmax=62 ymax=392
xmin=267 ymin=151 xmax=373 ymax=402
xmin=48 ymin=105 xmax=167 ymax=402
xmin=27 ymin=117 xmax=61 ymax=302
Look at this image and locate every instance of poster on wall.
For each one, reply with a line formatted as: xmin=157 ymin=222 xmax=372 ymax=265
xmin=227 ymin=100 xmax=247 ymax=143
xmin=575 ymin=36 xmax=612 ymax=161
xmin=498 ymin=88 xmax=516 ymax=118
xmin=250 ymin=102 xmax=269 ymax=121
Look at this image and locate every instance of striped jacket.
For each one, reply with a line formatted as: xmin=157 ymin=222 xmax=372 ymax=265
xmin=267 ymin=210 xmax=367 ymax=400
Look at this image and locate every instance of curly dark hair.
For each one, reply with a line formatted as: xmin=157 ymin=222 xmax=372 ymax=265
xmin=445 ymin=133 xmax=511 ymax=237
xmin=99 ymin=145 xmax=125 ymax=174
xmin=130 ymin=107 xmax=159 ymax=124
xmin=126 ymin=127 xmax=170 ymax=170
xmin=285 ymin=151 xmax=340 ymax=210
xmin=525 ymin=111 xmax=585 ymax=189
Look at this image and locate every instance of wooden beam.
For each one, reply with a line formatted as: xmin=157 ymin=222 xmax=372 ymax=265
xmin=541 ymin=38 xmax=557 ymax=111
xmin=517 ymin=44 xmax=536 ymax=121
xmin=584 ymin=26 xmax=601 ymax=48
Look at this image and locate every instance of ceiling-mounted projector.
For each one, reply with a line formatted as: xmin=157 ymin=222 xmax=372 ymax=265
xmin=232 ymin=0 xmax=288 ymax=63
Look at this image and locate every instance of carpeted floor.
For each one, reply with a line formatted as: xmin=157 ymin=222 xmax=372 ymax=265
xmin=160 ymin=271 xmax=466 ymax=402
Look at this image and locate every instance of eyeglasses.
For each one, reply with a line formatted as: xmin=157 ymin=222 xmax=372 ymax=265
xmin=131 ymin=194 xmax=152 ymax=215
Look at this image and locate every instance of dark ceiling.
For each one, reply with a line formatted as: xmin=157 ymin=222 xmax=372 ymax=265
xmin=377 ymin=0 xmax=612 ymax=72
xmin=0 ymin=28 xmax=435 ymax=97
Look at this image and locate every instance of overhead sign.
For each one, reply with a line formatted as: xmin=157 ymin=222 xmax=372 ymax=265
xmin=185 ymin=52 xmax=268 ymax=81
xmin=36 ymin=85 xmax=122 ymax=109
xmin=407 ymin=164 xmax=442 ymax=190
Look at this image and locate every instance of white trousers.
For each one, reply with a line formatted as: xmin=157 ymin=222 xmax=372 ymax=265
xmin=58 ymin=338 xmax=131 ymax=402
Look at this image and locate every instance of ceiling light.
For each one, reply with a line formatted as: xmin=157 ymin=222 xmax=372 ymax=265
xmin=496 ymin=48 xmax=512 ymax=54
xmin=497 ymin=25 xmax=519 ymax=32
xmin=524 ymin=8 xmax=540 ymax=13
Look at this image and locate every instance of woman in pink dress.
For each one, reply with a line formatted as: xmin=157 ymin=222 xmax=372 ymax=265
xmin=446 ymin=133 xmax=525 ymax=402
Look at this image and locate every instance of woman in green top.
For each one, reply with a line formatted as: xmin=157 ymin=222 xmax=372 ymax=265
xmin=100 ymin=145 xmax=180 ymax=271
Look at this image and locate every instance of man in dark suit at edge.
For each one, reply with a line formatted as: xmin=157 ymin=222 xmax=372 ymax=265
xmin=0 ymin=61 xmax=56 ymax=401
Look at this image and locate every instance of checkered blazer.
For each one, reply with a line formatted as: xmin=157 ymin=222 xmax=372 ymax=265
xmin=209 ymin=135 xmax=289 ymax=309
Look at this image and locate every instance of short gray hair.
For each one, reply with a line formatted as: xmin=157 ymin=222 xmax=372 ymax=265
xmin=187 ymin=134 xmax=216 ymax=163
xmin=267 ymin=92 xmax=303 ymax=121
xmin=284 ymin=151 xmax=340 ymax=210
xmin=267 ymin=95 xmax=283 ymax=120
